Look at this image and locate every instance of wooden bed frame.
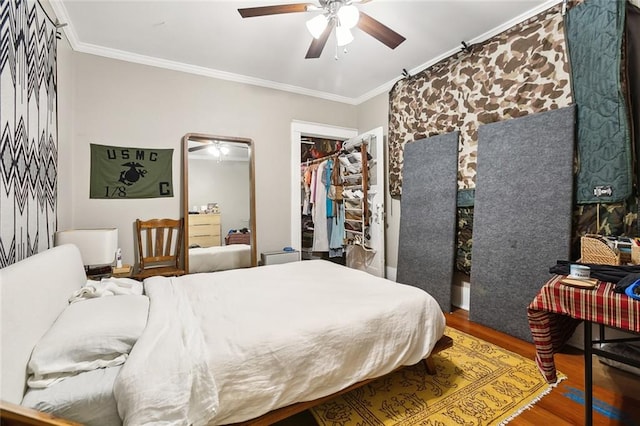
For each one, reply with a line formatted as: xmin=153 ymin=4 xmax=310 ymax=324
xmin=231 ymin=335 xmax=453 ymax=426
xmin=0 ymin=245 xmax=453 ymax=426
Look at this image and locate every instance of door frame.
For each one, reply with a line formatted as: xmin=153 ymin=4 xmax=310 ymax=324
xmin=290 ymin=120 xmax=358 ymax=251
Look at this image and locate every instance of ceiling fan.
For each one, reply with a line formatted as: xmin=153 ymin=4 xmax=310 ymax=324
xmin=188 ymin=142 xmax=229 ymax=155
xmin=238 ymin=0 xmax=406 ymax=59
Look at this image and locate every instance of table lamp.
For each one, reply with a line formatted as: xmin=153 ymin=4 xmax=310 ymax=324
xmin=54 ymin=229 xmax=118 ymax=278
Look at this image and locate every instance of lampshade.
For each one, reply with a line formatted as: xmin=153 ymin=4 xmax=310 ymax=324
xmin=306 ymin=14 xmax=328 ymax=39
xmin=55 ymin=229 xmax=118 ymax=267
xmin=336 ymin=26 xmax=354 ymax=47
xmin=337 ymin=4 xmax=359 ymax=29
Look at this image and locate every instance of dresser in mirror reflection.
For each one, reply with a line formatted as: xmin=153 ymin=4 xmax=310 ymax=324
xmin=188 ymin=213 xmax=221 ymax=247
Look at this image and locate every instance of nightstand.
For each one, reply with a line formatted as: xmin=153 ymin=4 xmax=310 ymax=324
xmin=112 ymin=264 xmax=133 ymax=278
xmin=260 ymin=251 xmax=301 ymax=265
xmin=86 ymin=265 xmax=133 ymax=280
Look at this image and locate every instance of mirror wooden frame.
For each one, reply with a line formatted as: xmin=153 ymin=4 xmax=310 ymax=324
xmin=182 ymin=133 xmax=257 ymax=273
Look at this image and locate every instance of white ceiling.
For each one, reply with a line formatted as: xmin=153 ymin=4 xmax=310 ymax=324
xmin=51 ymin=0 xmax=560 ymax=105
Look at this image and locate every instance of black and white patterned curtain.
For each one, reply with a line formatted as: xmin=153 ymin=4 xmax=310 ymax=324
xmin=1 ymin=0 xmax=58 ymax=267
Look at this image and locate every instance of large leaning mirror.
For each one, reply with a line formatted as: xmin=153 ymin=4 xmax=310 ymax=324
xmin=182 ymin=133 xmax=256 ymax=274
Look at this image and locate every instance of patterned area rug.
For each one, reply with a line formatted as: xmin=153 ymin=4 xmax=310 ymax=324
xmin=310 ymin=327 xmax=566 ymax=426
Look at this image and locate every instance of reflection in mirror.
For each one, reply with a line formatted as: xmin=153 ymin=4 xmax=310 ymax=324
xmin=182 ymin=134 xmax=256 ymax=274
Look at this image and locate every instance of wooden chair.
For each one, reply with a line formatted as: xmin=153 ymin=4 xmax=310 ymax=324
xmin=134 ymin=218 xmax=186 ymax=280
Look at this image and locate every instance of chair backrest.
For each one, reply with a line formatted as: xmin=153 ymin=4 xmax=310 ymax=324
xmin=136 ymin=218 xmax=183 ymax=272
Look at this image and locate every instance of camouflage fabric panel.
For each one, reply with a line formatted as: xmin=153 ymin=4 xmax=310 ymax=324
xmin=573 ymin=199 xmax=639 ymax=259
xmin=388 ymin=5 xmax=572 ymax=197
xmin=456 ymin=207 xmax=473 ymax=275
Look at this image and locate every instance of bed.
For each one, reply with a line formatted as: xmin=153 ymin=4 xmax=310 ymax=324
xmin=0 ymin=244 xmax=447 ymax=426
xmin=188 ymin=244 xmax=252 ymax=273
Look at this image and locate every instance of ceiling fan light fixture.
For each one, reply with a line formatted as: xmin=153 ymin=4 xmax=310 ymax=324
xmin=337 ymin=4 xmax=359 ymax=29
xmin=208 ymin=145 xmax=221 ymax=157
xmin=237 ymin=1 xmax=406 ymax=59
xmin=220 ymin=145 xmax=230 ymax=155
xmin=306 ymin=14 xmax=328 ymax=39
xmin=336 ymin=25 xmax=354 ymax=46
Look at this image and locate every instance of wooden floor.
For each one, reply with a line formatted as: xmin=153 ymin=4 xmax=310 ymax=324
xmin=275 ymin=309 xmax=640 ymax=426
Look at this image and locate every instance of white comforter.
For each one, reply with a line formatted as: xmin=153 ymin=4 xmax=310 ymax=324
xmin=114 ymin=260 xmax=445 ymax=425
xmin=188 ymin=244 xmax=251 ymax=273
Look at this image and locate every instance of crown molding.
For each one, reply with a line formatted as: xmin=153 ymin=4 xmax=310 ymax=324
xmin=77 ymin=42 xmax=360 ymax=105
xmin=50 ymin=0 xmax=562 ymax=107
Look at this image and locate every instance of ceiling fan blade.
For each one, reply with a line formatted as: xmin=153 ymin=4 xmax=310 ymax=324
xmin=305 ymin=20 xmax=335 ymax=59
xmin=357 ymin=11 xmax=406 ymax=49
xmin=238 ymin=3 xmax=312 ymax=18
xmin=189 ymin=145 xmax=209 ymax=153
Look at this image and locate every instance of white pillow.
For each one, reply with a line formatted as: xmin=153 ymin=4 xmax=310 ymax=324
xmin=27 ymin=295 xmax=149 ymax=388
xmin=22 ymin=366 xmax=122 ymax=426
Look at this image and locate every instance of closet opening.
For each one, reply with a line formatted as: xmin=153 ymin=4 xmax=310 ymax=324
xmin=300 ymin=136 xmax=347 ymax=266
xmin=289 ymin=120 xmax=358 ymax=256
xmin=292 ymin=122 xmax=385 ymax=277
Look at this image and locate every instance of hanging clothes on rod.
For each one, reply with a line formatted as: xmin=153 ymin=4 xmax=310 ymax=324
xmin=302 ymin=153 xmax=347 ymax=255
xmin=327 ymin=158 xmax=346 ymax=258
xmin=301 ymin=142 xmax=371 ymax=258
xmin=311 ymin=160 xmax=329 ymax=252
xmin=329 ymin=202 xmax=345 ymax=258
xmin=301 ymin=163 xmax=317 ymax=216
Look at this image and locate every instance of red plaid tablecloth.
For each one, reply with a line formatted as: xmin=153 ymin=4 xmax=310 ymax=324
xmin=527 ymin=275 xmax=640 ymax=383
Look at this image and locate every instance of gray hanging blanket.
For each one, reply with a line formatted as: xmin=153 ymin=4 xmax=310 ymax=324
xmin=566 ymin=0 xmax=632 ymax=204
xmin=628 ymin=2 xmax=640 ymax=194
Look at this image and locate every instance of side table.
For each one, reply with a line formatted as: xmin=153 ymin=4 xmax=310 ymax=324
xmin=528 ymin=275 xmax=640 ymax=425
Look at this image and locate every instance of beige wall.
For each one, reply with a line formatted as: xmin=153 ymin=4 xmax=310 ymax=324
xmin=56 ymin=35 xmax=74 ymax=232
xmin=47 ymin=0 xmax=398 ymax=268
xmin=59 ymin=52 xmax=358 ymax=265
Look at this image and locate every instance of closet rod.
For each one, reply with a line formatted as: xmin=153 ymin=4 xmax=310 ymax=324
xmin=301 ymin=151 xmax=341 ymax=166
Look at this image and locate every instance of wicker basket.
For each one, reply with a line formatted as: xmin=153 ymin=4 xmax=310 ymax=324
xmin=632 ymin=245 xmax=640 ymax=265
xmin=580 ymin=234 xmax=621 ymax=265
xmin=620 ymin=251 xmax=632 ymax=265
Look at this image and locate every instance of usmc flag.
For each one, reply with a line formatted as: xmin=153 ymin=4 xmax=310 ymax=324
xmin=90 ymin=144 xmax=174 ymax=199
